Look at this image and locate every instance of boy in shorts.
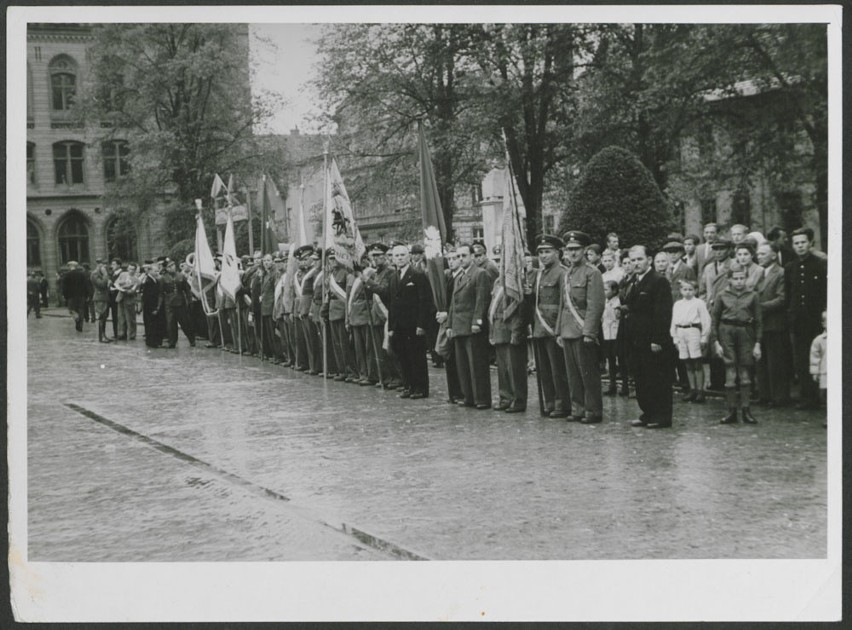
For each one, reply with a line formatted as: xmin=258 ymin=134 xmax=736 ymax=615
xmin=670 ymin=279 xmax=710 ymax=402
xmin=712 ymin=263 xmax=762 ymax=424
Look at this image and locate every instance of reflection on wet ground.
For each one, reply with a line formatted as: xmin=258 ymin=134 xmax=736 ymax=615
xmin=25 ymin=315 xmax=827 ymax=560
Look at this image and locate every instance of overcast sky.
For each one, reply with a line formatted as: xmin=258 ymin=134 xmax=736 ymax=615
xmin=250 ymin=23 xmax=323 ymax=135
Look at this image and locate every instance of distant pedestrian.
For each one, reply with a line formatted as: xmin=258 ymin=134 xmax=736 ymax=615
xmin=90 ymin=260 xmax=114 ymax=343
xmin=712 ymin=263 xmax=762 ymax=425
xmin=62 ymin=261 xmax=89 ymax=333
xmin=27 ymin=270 xmax=42 ymax=318
xmin=37 ymin=270 xmax=49 ymax=308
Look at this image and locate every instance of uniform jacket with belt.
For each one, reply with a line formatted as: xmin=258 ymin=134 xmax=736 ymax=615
xmin=295 ymin=268 xmax=317 ymax=318
xmin=325 ymin=267 xmax=350 ymax=322
xmin=161 ymin=271 xmax=191 ymax=308
xmin=531 ymin=264 xmax=566 ymax=339
xmin=364 ymin=266 xmax=395 ymax=325
xmin=89 ymin=269 xmax=111 ymax=303
xmin=447 ymin=265 xmax=490 ymax=337
xmin=345 ymin=274 xmax=372 ymax=327
xmin=556 ymin=261 xmax=605 ymax=340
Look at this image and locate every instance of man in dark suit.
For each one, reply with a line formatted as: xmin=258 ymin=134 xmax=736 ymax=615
xmin=62 ymin=260 xmax=90 ymax=333
xmin=435 ymin=247 xmax=465 ymax=403
xmin=785 ymin=227 xmax=827 ymax=409
xmin=626 ymin=245 xmax=674 ymax=429
xmin=755 ymin=242 xmax=790 ymax=406
xmin=387 ymin=244 xmax=432 ymax=399
xmin=446 ymin=244 xmax=492 ymax=409
xmin=695 ymin=223 xmax=719 ymax=276
xmin=161 ymin=259 xmax=196 ymax=348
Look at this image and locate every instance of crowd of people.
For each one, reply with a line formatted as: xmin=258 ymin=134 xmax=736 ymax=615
xmin=33 ymin=221 xmax=828 ymax=428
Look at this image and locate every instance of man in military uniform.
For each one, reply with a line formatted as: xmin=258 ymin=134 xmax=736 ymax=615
xmin=531 ymin=235 xmax=572 ymax=418
xmin=362 ymin=243 xmax=403 ymax=389
xmin=161 ymin=259 xmax=196 ymax=348
xmin=346 ymin=256 xmax=376 ymax=385
xmin=446 ymin=244 xmax=492 ymax=409
xmin=312 ymin=249 xmax=339 ymax=377
xmin=293 ymin=245 xmax=318 ymax=372
xmin=324 ymin=250 xmax=357 ymax=381
xmin=557 ymin=231 xmax=605 ymax=423
xmin=785 ymin=227 xmax=827 ymax=409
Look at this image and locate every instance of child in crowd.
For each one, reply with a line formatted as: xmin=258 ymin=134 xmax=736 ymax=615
xmin=601 ymin=280 xmax=626 ymax=396
xmin=809 ymin=311 xmax=827 ymax=412
xmin=670 ymin=280 xmax=710 ymax=402
xmin=712 ymin=263 xmax=762 ymax=424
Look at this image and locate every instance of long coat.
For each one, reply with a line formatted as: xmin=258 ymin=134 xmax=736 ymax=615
xmin=447 ymin=266 xmax=490 ymax=337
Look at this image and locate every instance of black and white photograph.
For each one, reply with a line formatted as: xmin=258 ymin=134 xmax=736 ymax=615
xmin=7 ymin=3 xmax=841 ymax=623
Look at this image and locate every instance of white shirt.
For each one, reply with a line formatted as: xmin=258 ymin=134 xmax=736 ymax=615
xmin=670 ymin=297 xmax=711 ymax=343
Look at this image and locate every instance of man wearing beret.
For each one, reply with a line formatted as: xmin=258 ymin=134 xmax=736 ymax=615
xmin=531 ymin=234 xmax=572 ymax=418
xmin=446 ymin=243 xmax=492 ymax=409
xmin=556 ymin=231 xmax=605 ymax=423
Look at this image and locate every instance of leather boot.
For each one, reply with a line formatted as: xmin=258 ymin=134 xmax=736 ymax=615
xmin=99 ymin=321 xmax=113 ymax=343
xmin=741 ymin=407 xmax=758 ymax=424
xmin=720 ymin=388 xmax=738 ymax=424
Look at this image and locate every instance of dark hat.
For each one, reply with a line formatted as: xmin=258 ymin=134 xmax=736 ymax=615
xmin=586 ymin=243 xmax=601 ymax=255
xmin=143 ymin=259 xmax=153 ymax=265
xmin=240 ymin=255 xmax=251 ymax=263
xmin=662 ymin=240 xmax=685 ymax=252
xmin=273 ymin=256 xmax=284 ymax=263
xmin=535 ymin=234 xmax=564 ymax=250
xmin=367 ymin=242 xmax=389 ymax=254
xmin=711 ymin=237 xmax=732 ymax=249
xmin=410 ymin=243 xmax=425 ymax=254
xmin=562 ymin=231 xmax=591 ymax=248
xmin=313 ymin=247 xmax=324 ymax=258
xmin=156 ymin=256 xmax=166 ymax=263
xmin=326 ymin=249 xmax=336 ymax=259
xmin=471 ymin=242 xmax=487 ymax=254
xmin=95 ymin=258 xmax=104 ymax=264
xmin=294 ymin=244 xmax=315 ymax=259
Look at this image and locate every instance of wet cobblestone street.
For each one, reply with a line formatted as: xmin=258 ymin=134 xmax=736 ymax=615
xmin=25 ymin=314 xmax=827 ymax=561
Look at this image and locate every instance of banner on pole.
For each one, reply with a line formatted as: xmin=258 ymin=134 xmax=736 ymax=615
xmin=417 ymin=123 xmax=447 ymax=311
xmin=324 ymin=158 xmax=365 ymax=270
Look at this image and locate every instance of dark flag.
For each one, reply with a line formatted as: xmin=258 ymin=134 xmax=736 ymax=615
xmin=417 ymin=123 xmax=447 ymax=311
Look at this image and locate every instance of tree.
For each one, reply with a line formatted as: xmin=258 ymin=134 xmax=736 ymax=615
xmin=313 ymin=23 xmax=491 ymax=239
xmin=83 ymin=24 xmax=285 ymax=248
xmin=467 ymin=24 xmax=591 ymax=244
xmin=559 ymin=146 xmax=674 ymax=250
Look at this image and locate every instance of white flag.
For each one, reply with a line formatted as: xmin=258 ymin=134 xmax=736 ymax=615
xmin=220 ymin=210 xmax=242 ymax=301
xmin=324 ymin=158 xmax=365 ymax=270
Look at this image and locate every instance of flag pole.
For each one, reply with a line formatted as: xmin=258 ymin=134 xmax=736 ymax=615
xmin=321 ymin=141 xmax=329 ymax=380
xmin=246 ymin=183 xmax=254 ymax=255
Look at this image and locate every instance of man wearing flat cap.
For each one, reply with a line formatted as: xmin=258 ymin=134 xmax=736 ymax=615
xmin=557 ymin=231 xmax=605 ymax=423
xmin=663 ymin=240 xmax=696 ymax=305
xmin=531 ymin=234 xmax=572 ymax=418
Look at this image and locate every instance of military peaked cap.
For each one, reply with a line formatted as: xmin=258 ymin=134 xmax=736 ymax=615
xmin=562 ymin=231 xmax=591 ymax=248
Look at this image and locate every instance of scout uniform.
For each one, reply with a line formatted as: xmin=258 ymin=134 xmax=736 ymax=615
xmin=531 ymin=235 xmax=571 ymax=417
xmin=711 ymin=274 xmax=762 ymax=424
xmin=557 ymin=231 xmax=605 ymax=423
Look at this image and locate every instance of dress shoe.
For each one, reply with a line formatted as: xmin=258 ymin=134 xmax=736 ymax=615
xmin=358 ymin=379 xmax=372 ymax=386
xmin=741 ymin=408 xmax=758 ymax=424
xmin=307 ymin=370 xmax=319 ymax=376
xmin=334 ymin=375 xmax=346 ymax=382
xmin=476 ymin=403 xmax=491 ymax=410
xmin=504 ymin=406 xmax=525 ymax=413
xmin=410 ymin=392 xmax=426 ymax=400
xmin=630 ymin=419 xmax=647 ymax=427
xmin=580 ymin=416 xmax=602 ymax=424
xmin=548 ymin=410 xmax=569 ymax=419
xmin=720 ymin=409 xmax=739 ymax=424
xmin=565 ymin=415 xmax=582 ymax=422
xmin=458 ymin=401 xmax=474 ymax=407
xmin=682 ymin=391 xmax=695 ymax=402
xmin=448 ymin=397 xmax=459 ymax=404
xmin=494 ymin=403 xmax=510 ymax=411
xmin=205 ymin=343 xmax=217 ymax=348
xmin=693 ymin=392 xmax=706 ymax=404
xmin=99 ymin=338 xmax=113 ymax=343
xmin=646 ymin=422 xmax=672 ymax=429
xmin=399 ymin=390 xmax=411 ymax=398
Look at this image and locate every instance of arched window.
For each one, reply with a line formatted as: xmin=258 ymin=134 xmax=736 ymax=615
xmin=27 ymin=142 xmax=36 ymax=185
xmin=57 ymin=211 xmax=90 ymax=264
xmin=105 ymin=212 xmax=138 ymax=263
xmin=27 ymin=218 xmax=41 ymax=267
xmin=49 ymin=55 xmax=77 ymax=111
xmin=102 ymin=141 xmax=130 ymax=182
xmin=53 ymin=141 xmax=85 ymax=185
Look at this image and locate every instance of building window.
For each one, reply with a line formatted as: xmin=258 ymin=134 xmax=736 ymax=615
xmin=105 ymin=212 xmax=138 ymax=263
xmin=103 ymin=141 xmax=130 ymax=182
xmin=53 ymin=141 xmax=85 ymax=185
xmin=27 ymin=219 xmax=41 ymax=267
xmin=27 ymin=142 xmax=36 ymax=185
xmin=27 ymin=63 xmax=34 ymax=125
xmin=49 ymin=55 xmax=77 ymax=111
xmin=57 ymin=212 xmax=90 ymax=264
xmin=472 ymin=226 xmax=484 ymax=241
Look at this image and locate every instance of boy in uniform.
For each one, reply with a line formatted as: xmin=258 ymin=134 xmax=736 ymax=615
xmin=711 ymin=263 xmax=762 ymax=424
